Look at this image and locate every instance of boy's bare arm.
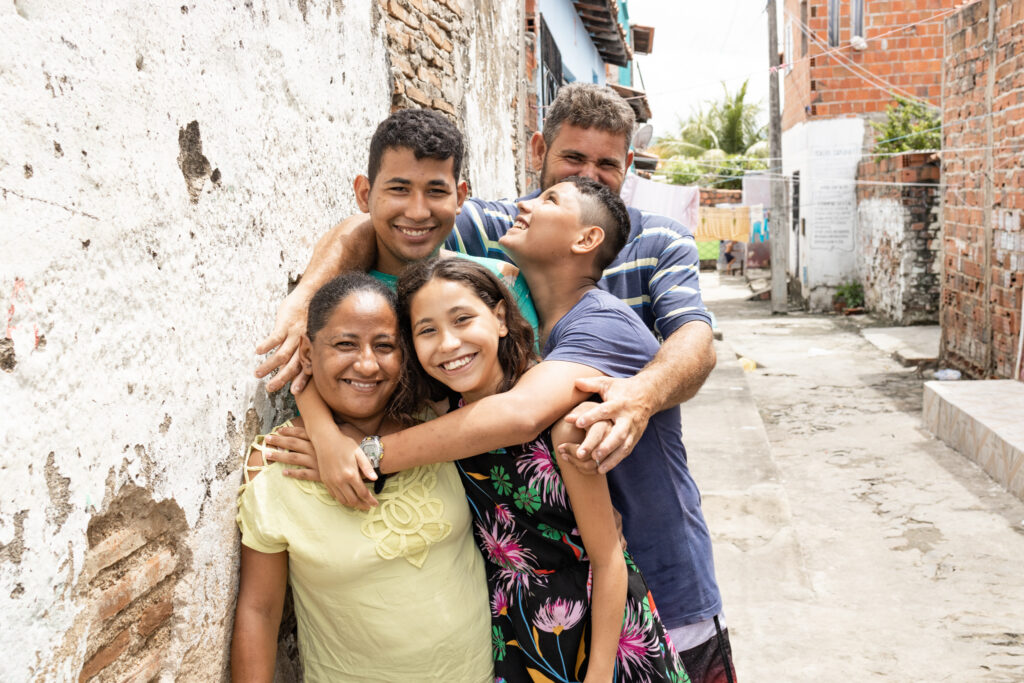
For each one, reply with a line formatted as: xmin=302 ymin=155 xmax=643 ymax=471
xmin=255 ymin=214 xmax=375 ymax=392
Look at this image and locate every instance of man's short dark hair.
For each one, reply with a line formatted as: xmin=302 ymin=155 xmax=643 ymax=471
xmin=543 ymin=83 xmax=636 ymax=155
xmin=367 ymin=108 xmax=464 ymax=185
xmin=562 ymin=175 xmax=630 ymax=274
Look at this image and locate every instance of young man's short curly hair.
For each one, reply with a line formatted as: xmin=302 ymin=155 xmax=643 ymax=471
xmin=542 ymin=82 xmax=636 ymax=155
xmin=367 ymin=108 xmax=464 ymax=185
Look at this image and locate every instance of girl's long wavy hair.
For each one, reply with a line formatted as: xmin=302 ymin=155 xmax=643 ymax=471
xmin=396 ymin=258 xmax=538 ymax=401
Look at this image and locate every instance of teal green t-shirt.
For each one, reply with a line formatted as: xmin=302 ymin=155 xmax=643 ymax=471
xmin=369 ymin=253 xmax=540 ymax=343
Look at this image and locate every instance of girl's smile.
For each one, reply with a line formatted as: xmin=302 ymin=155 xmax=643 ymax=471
xmin=409 ymin=277 xmax=508 ymax=404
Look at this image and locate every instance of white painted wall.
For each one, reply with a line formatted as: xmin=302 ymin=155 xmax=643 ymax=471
xmin=538 ymin=0 xmax=606 ymax=85
xmin=0 ymin=0 xmax=522 ymax=679
xmin=782 ymin=117 xmax=866 ymax=310
xmin=461 ymin=0 xmax=522 ymax=200
xmin=857 ymin=197 xmax=907 ymax=321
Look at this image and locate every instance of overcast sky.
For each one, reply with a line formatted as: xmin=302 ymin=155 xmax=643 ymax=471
xmin=627 ymin=1 xmax=773 ymax=141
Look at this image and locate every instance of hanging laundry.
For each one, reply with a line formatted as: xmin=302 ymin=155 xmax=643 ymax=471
xmin=695 ymin=206 xmax=752 ymax=242
xmin=620 ymin=174 xmax=700 ymax=230
xmin=749 ymin=205 xmax=769 ymax=242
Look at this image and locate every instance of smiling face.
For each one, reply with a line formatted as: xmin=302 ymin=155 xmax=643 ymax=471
xmin=408 ymin=277 xmax=508 ymax=404
xmin=355 ymin=147 xmax=468 ymax=277
xmin=533 ymin=124 xmax=633 ymax=193
xmin=301 ymin=291 xmax=402 ymax=428
xmin=499 ymin=181 xmax=587 ymax=263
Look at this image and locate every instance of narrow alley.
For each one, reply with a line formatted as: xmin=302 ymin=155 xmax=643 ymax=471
xmin=683 ymin=272 xmax=1024 ymax=682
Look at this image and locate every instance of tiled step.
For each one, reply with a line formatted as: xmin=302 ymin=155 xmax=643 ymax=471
xmin=923 ymin=379 xmax=1024 ymax=501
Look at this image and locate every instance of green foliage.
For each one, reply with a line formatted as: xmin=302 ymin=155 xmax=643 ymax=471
xmin=833 ymin=281 xmax=865 ymax=309
xmin=661 ymin=153 xmax=768 ymax=190
xmin=870 ymin=97 xmax=941 ymax=154
xmin=652 ymin=79 xmax=768 ymax=189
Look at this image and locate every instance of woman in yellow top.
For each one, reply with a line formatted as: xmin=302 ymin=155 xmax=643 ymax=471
xmin=231 ymin=273 xmax=492 ymax=682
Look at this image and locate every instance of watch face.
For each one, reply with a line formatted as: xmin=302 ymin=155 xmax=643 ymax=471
xmin=360 ymin=438 xmax=382 ymax=465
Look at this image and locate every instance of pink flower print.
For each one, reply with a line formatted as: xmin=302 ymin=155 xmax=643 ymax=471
xmin=495 ymin=566 xmax=545 ymax=593
xmin=616 ymin=603 xmax=660 ymax=681
xmin=476 ymin=519 xmax=537 ymax=573
xmin=491 ymin=588 xmax=510 ymax=617
xmin=533 ymin=598 xmax=586 ymax=636
xmin=515 ymin=439 xmax=567 ymax=507
xmin=493 ymin=503 xmax=514 ymax=527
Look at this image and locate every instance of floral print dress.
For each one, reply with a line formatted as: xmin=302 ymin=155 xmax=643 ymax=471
xmin=454 ymin=414 xmax=690 ymax=683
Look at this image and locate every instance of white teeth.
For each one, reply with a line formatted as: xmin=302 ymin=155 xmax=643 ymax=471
xmin=442 ymin=356 xmax=473 ymax=371
xmin=398 ymin=227 xmax=431 ymax=237
xmin=346 ymin=380 xmax=378 ymax=390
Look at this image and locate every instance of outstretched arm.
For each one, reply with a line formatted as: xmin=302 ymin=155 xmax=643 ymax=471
xmin=379 ymin=360 xmax=603 ymax=473
xmin=568 ymin=320 xmax=715 ymax=472
xmin=255 ymin=214 xmax=376 ymax=392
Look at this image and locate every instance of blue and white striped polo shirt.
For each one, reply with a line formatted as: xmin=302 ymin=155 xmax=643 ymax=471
xmin=445 ymin=191 xmax=712 ymax=339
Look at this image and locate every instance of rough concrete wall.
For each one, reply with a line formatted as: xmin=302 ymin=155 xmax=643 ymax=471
xmin=942 ymin=0 xmax=1024 ymax=378
xmin=856 ymin=153 xmax=941 ymax=324
xmin=0 ymin=1 xmax=391 ymax=680
xmin=460 ymin=0 xmax=522 ymax=199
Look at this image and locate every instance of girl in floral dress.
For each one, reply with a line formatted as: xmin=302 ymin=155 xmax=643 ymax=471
xmin=397 ymin=258 xmax=688 ymax=683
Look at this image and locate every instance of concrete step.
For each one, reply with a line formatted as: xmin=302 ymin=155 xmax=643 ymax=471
xmin=923 ymin=379 xmax=1024 ymax=501
xmin=861 ymin=326 xmax=940 ymax=368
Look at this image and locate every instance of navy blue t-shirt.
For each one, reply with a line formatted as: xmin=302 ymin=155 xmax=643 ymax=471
xmin=543 ymin=288 xmax=721 ymax=629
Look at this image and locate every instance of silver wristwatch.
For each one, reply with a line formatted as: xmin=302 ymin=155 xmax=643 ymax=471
xmin=359 ymin=435 xmax=384 ymax=474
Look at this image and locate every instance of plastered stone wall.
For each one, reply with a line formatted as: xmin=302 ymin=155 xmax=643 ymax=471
xmin=856 ymin=153 xmax=941 ymax=324
xmin=0 ymin=0 xmax=522 ymax=679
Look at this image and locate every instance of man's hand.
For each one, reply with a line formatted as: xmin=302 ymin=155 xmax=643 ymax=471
xmin=566 ymin=375 xmax=655 ymax=473
xmin=255 ymin=287 xmax=311 ymax=393
xmin=555 ymin=418 xmax=611 ymax=475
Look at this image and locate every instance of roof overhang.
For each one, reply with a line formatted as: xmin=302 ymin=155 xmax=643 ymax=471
xmin=631 ymin=24 xmax=654 ymax=54
xmin=573 ymin=0 xmax=632 ymax=67
xmin=609 ymin=83 xmax=652 ymax=122
xmin=632 ymin=150 xmax=659 ymax=171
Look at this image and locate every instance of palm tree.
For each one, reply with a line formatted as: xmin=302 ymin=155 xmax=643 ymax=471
xmin=652 ymin=79 xmax=768 ymax=189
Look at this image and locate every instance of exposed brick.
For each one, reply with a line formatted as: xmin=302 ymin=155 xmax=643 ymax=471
xmin=118 ymin=652 xmax=162 ymax=683
xmin=81 ymin=528 xmax=147 ymax=582
xmin=96 ymin=549 xmax=177 ymax=623
xmin=422 ymin=18 xmax=454 ymax=53
xmin=391 ymin=53 xmax=416 ymax=79
xmin=387 ymin=0 xmax=420 ymax=30
xmin=137 ymin=598 xmax=173 ymax=638
xmin=433 ymin=98 xmax=456 ymax=115
xmin=79 ymin=629 xmax=131 ymax=682
xmin=417 ymin=65 xmax=442 ymax=89
xmin=405 ymin=84 xmax=432 ymax=107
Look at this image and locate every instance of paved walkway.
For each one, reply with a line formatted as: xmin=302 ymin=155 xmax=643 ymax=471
xmin=680 ymin=273 xmax=1024 ymax=681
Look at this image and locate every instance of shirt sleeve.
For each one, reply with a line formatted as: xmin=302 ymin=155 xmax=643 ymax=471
xmin=544 ymin=306 xmax=654 ymax=379
xmin=237 ymin=458 xmax=289 ymax=555
xmin=643 ymin=215 xmax=713 ymax=339
xmin=446 ymin=198 xmax=517 ymax=263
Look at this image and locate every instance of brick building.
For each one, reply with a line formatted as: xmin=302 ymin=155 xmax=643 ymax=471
xmin=941 ymin=0 xmax=1024 ymax=379
xmin=0 ymin=1 xmax=525 ymax=680
xmin=780 ymin=0 xmax=951 ymax=309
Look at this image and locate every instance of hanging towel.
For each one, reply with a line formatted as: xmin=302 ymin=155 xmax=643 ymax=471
xmin=620 ymin=174 xmax=700 ymax=230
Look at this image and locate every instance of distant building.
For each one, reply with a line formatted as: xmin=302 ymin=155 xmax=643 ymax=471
xmin=523 ymin=0 xmax=654 ymax=187
xmin=780 ymin=0 xmax=948 ymax=309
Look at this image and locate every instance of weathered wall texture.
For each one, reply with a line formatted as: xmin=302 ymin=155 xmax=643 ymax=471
xmin=942 ymin=0 xmax=1024 ymax=378
xmin=0 ymin=0 xmax=522 ymax=680
xmin=856 ymin=152 xmax=942 ymax=323
xmin=380 ymin=0 xmax=522 ymax=198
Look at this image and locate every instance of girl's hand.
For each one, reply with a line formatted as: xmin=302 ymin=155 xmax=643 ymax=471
xmin=264 ymin=427 xmax=320 ymax=476
xmin=556 ymin=411 xmax=612 ymax=474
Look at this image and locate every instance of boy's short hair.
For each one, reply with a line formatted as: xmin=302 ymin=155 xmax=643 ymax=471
xmin=562 ymin=176 xmax=630 ymax=274
xmin=367 ymin=108 xmax=464 ymax=185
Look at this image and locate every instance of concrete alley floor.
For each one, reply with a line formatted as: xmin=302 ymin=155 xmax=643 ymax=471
xmin=680 ymin=272 xmax=1024 ymax=682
